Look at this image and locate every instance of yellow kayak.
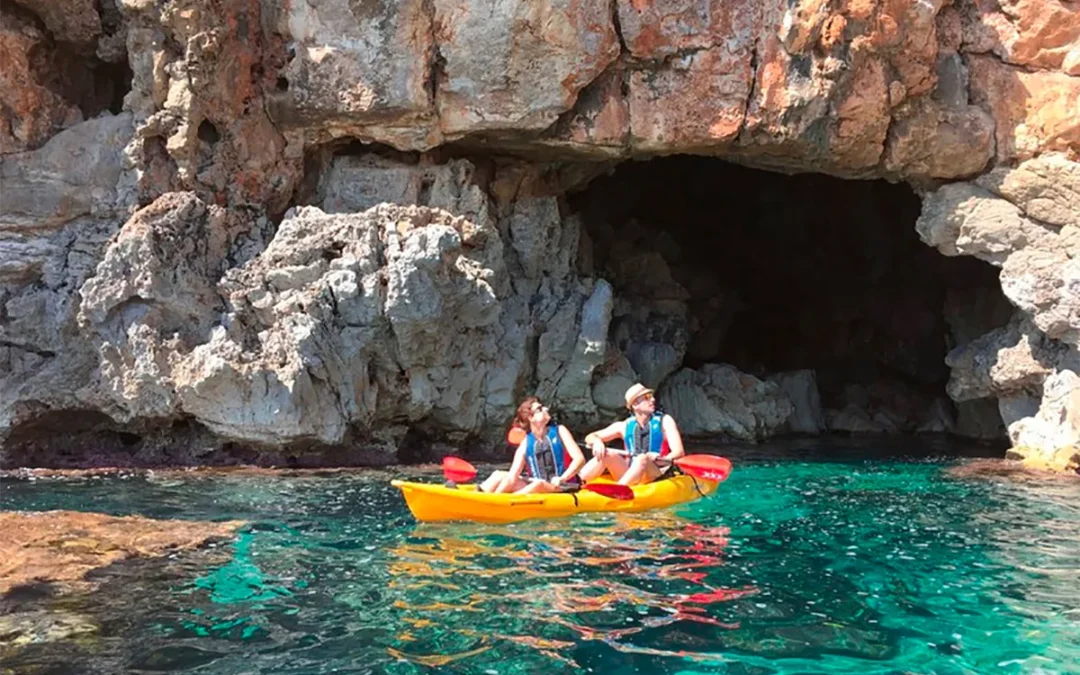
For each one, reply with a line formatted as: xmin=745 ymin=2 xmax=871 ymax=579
xmin=390 ymin=475 xmax=719 ymax=524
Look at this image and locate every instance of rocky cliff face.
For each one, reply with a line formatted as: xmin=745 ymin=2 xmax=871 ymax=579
xmin=1 ymin=0 xmax=1077 ymax=470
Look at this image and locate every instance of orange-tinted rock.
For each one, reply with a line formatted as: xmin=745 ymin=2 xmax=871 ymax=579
xmin=0 ymin=8 xmax=82 ymax=154
xmin=616 ymin=0 xmax=729 ymax=58
xmin=936 ymin=5 xmax=963 ymax=52
xmin=820 ymin=14 xmax=848 ymax=50
xmin=961 ymin=0 xmax=1080 ymax=71
xmin=779 ymin=0 xmax=831 ymax=54
xmin=434 ymin=0 xmax=619 ymax=136
xmin=740 ymin=0 xmax=833 ymax=160
xmin=542 ymin=64 xmax=629 ymax=154
xmin=881 ymin=0 xmax=945 ymax=98
xmin=125 ymin=0 xmax=302 ymax=210
xmin=628 ymin=46 xmax=756 ymax=152
xmin=0 ymin=510 xmax=244 ymax=595
xmin=829 ymin=57 xmax=891 ymax=168
xmin=968 ymin=54 xmax=1080 ymax=161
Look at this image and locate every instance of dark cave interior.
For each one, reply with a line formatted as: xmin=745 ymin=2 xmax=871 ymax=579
xmin=569 ymin=156 xmax=1010 ymax=437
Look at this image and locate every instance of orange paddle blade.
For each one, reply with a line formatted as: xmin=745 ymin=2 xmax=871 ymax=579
xmin=507 ymin=427 xmax=526 ymax=445
xmin=673 ymin=455 xmax=732 ymax=482
xmin=441 ymin=456 xmax=478 ymax=483
xmin=582 ymin=482 xmax=634 ymax=500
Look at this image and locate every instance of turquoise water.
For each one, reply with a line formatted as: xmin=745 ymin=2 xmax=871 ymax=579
xmin=2 ymin=455 xmax=1079 ymax=674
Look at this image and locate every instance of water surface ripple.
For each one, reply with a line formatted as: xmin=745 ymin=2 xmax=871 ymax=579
xmin=2 ymin=456 xmax=1078 ymax=674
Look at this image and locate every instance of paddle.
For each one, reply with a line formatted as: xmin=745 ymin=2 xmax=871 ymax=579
xmin=608 ymin=450 xmax=733 ymax=482
xmin=440 ymin=456 xmax=634 ymax=500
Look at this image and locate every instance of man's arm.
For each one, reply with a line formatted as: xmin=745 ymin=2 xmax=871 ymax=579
xmin=582 ymin=421 xmax=625 ymax=460
xmin=582 ymin=421 xmax=624 ymax=447
xmin=661 ymin=414 xmax=685 ymax=460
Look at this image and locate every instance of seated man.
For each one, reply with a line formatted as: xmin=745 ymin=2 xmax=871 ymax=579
xmin=578 ymin=383 xmax=686 ymax=486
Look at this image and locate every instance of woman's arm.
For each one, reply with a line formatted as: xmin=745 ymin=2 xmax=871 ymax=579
xmin=558 ymin=425 xmax=586 ymax=481
xmin=661 ymin=414 xmax=685 ymax=460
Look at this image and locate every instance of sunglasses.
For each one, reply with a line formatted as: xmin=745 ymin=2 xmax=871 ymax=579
xmin=530 ymin=404 xmax=549 ymax=414
xmin=632 ymin=393 xmax=654 ymax=405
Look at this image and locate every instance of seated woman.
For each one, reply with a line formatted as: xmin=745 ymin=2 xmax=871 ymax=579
xmin=479 ymin=397 xmax=586 ymax=494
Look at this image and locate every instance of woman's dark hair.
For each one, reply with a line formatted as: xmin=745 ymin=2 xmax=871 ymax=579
xmin=512 ymin=396 xmax=540 ymax=431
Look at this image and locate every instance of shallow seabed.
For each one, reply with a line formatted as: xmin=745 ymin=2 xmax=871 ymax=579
xmin=2 ymin=440 xmax=1079 ymax=675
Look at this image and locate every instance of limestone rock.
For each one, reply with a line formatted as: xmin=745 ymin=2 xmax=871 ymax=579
xmin=659 ymin=364 xmax=794 ymax=440
xmin=767 ymin=369 xmax=826 ymax=434
xmin=0 ymin=114 xmax=133 ymax=438
xmin=1 ymin=113 xmax=133 ymax=233
xmin=539 ymin=279 xmax=614 ymax=414
xmin=917 ymin=397 xmax=956 ymax=434
xmin=1001 ymin=368 xmax=1080 ymax=466
xmin=433 ymin=0 xmax=619 ymax=137
xmin=591 ymin=350 xmax=637 ymax=412
xmin=920 ymin=154 xmax=1080 ymax=469
xmin=78 ymin=192 xmax=240 ymax=422
xmin=916 ymin=183 xmax=1060 ymax=266
xmin=265 ymin=0 xmax=436 ymax=148
xmin=944 ymin=317 xmax=1062 ymax=402
xmin=3 ymin=0 xmax=1080 ymax=468
xmin=176 ymin=203 xmax=504 ymax=445
xmin=976 ymin=153 xmax=1080 ymax=229
xmin=319 ymin=155 xmax=493 ymax=230
xmin=827 ymin=404 xmax=891 ymax=434
xmin=955 ymin=398 xmax=1007 ymax=440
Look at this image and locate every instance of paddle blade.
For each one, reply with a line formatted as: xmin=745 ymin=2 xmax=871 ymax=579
xmin=442 ymin=456 xmax=478 ymax=483
xmin=506 ymin=427 xmax=526 ymax=445
xmin=674 ymin=455 xmax=732 ymax=482
xmin=583 ymin=482 xmax=635 ymax=501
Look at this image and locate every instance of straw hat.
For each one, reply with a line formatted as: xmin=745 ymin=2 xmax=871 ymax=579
xmin=624 ymin=383 xmax=654 ymax=409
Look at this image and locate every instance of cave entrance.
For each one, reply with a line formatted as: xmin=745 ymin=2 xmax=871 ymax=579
xmin=568 ymin=156 xmax=1011 ymax=444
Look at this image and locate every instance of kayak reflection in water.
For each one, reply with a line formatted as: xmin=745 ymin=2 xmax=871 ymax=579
xmin=578 ymin=383 xmax=686 ymax=487
xmin=478 ymin=397 xmax=586 ymax=494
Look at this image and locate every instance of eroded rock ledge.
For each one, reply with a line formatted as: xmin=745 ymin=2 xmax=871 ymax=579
xmin=0 ymin=510 xmax=244 ymax=595
xmin=1 ymin=0 xmax=1078 ymax=470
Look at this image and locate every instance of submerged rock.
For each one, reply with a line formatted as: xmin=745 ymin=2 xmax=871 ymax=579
xmin=0 ymin=510 xmax=244 ymax=595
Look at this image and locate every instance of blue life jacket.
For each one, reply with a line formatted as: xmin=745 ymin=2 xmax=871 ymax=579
xmin=624 ymin=413 xmax=669 ymax=457
xmin=525 ymin=425 xmax=568 ymax=480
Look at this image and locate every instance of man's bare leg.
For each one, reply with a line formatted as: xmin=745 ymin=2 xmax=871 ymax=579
xmin=617 ymin=455 xmax=662 ymax=486
xmin=580 ymin=451 xmax=630 ymax=482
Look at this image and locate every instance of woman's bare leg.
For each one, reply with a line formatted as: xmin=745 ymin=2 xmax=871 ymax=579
xmin=515 ymin=479 xmax=557 ymax=494
xmin=493 ymin=476 xmax=528 ymax=493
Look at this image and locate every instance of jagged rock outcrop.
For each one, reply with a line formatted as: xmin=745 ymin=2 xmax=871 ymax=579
xmin=918 ymin=152 xmax=1080 ymax=471
xmin=1 ymin=0 xmax=1078 ymax=467
xmin=660 ymin=364 xmax=794 ymax=441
